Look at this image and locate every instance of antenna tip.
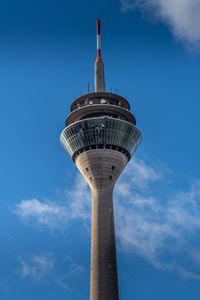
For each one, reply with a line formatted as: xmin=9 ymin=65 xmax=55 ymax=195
xmin=96 ymin=19 xmax=101 ymax=35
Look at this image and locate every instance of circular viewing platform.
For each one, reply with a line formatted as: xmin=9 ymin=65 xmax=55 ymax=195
xmin=60 ymin=117 xmax=142 ymax=162
xmin=71 ymin=92 xmax=131 ymax=112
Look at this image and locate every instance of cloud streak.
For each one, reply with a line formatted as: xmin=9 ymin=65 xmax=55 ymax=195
xmin=18 ymin=253 xmax=55 ymax=282
xmin=114 ymin=160 xmax=200 ymax=278
xmin=15 ymin=158 xmax=200 ymax=279
xmin=14 ymin=175 xmax=91 ymax=228
xmin=120 ymin=0 xmax=200 ymax=50
xmin=17 ymin=252 xmax=86 ymax=291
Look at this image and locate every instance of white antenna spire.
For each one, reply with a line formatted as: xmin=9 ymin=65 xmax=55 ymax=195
xmin=94 ymin=20 xmax=105 ymax=92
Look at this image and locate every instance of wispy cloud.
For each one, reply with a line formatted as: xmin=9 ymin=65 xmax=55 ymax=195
xmin=14 ymin=175 xmax=91 ymax=228
xmin=64 ymin=255 xmax=86 ymax=274
xmin=175 ymin=266 xmax=200 ymax=281
xmin=54 ymin=256 xmax=85 ymax=292
xmin=15 ymin=199 xmax=70 ymax=227
xmin=115 ymin=160 xmax=200 ymax=279
xmin=120 ymin=0 xmax=200 ymax=50
xmin=53 ymin=256 xmax=85 ymax=293
xmin=17 ymin=252 xmax=85 ymax=290
xmin=18 ymin=253 xmax=55 ymax=282
xmin=55 ymin=279 xmax=71 ymax=291
xmin=124 ymin=158 xmax=160 ymax=188
xmin=191 ymin=248 xmax=200 ymax=267
xmin=14 ymin=158 xmax=200 ymax=279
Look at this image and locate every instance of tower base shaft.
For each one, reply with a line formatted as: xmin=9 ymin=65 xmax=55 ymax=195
xmin=90 ymin=186 xmax=119 ymax=300
xmin=75 ymin=149 xmax=128 ymax=300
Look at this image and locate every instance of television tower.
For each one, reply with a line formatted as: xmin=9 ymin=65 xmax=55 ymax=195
xmin=60 ymin=20 xmax=142 ymax=300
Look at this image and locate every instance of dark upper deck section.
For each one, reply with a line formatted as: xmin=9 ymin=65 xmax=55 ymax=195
xmin=71 ymin=92 xmax=131 ymax=112
xmin=66 ymin=104 xmax=136 ymax=127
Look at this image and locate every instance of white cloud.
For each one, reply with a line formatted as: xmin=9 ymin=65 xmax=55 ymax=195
xmin=15 ymin=199 xmax=69 ymax=227
xmin=18 ymin=253 xmax=55 ymax=281
xmin=17 ymin=252 xmax=85 ymax=289
xmin=124 ymin=159 xmax=160 ymax=188
xmin=120 ymin=0 xmax=200 ymax=50
xmin=14 ymin=174 xmax=91 ymax=228
xmin=55 ymin=279 xmax=71 ymax=290
xmin=175 ymin=266 xmax=200 ymax=280
xmin=67 ymin=174 xmax=91 ymax=220
xmin=15 ymin=158 xmax=200 ymax=279
xmin=54 ymin=256 xmax=85 ymax=292
xmin=64 ymin=256 xmax=86 ymax=274
xmin=114 ymin=160 xmax=200 ymax=279
xmin=191 ymin=248 xmax=200 ymax=266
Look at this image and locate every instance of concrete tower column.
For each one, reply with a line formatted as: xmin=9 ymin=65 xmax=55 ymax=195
xmin=75 ymin=149 xmax=128 ymax=300
xmin=90 ymin=186 xmax=119 ymax=300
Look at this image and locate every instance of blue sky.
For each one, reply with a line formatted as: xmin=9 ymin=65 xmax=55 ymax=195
xmin=1 ymin=0 xmax=200 ymax=299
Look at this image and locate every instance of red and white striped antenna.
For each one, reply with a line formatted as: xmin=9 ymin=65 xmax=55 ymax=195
xmin=96 ymin=20 xmax=103 ymax=63
xmin=94 ymin=19 xmax=105 ymax=92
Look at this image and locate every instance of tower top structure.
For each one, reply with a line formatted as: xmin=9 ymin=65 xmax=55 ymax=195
xmin=95 ymin=20 xmax=105 ymax=92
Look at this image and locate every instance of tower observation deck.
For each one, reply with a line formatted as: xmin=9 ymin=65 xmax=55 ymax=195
xmin=60 ymin=20 xmax=142 ymax=300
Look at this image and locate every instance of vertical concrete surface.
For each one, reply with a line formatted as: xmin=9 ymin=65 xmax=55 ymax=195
xmin=95 ymin=60 xmax=106 ymax=92
xmin=75 ymin=150 xmax=128 ymax=300
xmin=90 ymin=186 xmax=119 ymax=300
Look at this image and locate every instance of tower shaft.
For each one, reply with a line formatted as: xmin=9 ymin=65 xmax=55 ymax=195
xmin=90 ymin=187 xmax=118 ymax=300
xmin=75 ymin=149 xmax=128 ymax=300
